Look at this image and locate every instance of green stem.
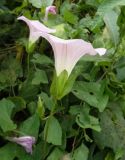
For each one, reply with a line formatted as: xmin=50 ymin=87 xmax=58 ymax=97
xmin=27 ymin=53 xmax=30 ymax=75
xmin=43 ymin=98 xmax=57 ymax=157
xmin=71 ymin=127 xmax=80 ymax=154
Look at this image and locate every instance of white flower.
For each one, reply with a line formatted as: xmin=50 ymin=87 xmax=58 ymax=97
xmin=17 ymin=16 xmax=56 ymax=45
xmin=42 ymin=34 xmax=106 ymax=77
xmin=17 ymin=16 xmax=106 ymax=77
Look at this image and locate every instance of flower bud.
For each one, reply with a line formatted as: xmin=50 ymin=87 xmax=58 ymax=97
xmin=8 ymin=136 xmax=36 ymax=154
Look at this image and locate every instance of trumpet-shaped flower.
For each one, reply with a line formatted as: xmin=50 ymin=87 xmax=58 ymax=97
xmin=38 ymin=34 xmax=107 ymax=99
xmin=43 ymin=34 xmax=106 ymax=77
xmin=17 ymin=16 xmax=56 ymax=49
xmin=8 ymin=136 xmax=36 ymax=154
xmin=44 ymin=6 xmax=57 ymax=21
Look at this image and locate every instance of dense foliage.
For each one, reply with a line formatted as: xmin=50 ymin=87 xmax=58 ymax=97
xmin=1 ymin=0 xmax=125 ymax=160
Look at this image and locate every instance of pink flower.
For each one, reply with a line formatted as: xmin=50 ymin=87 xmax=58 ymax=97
xmin=8 ymin=136 xmax=36 ymax=154
xmin=44 ymin=6 xmax=57 ymax=21
xmin=41 ymin=34 xmax=106 ymax=77
xmin=46 ymin=6 xmax=56 ymax=15
xmin=17 ymin=16 xmax=56 ymax=47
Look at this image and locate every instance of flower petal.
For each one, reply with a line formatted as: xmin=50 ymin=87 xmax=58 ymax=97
xmin=43 ymin=35 xmax=97 ymax=76
xmin=26 ymin=31 xmax=107 ymax=77
xmin=8 ymin=136 xmax=36 ymax=154
xmin=95 ymin=48 xmax=107 ymax=56
xmin=17 ymin=16 xmax=56 ymax=33
xmin=17 ymin=16 xmax=56 ymax=43
xmin=44 ymin=6 xmax=56 ymax=21
xmin=46 ymin=6 xmax=56 ymax=15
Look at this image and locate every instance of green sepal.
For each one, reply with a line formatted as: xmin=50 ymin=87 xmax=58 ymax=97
xmin=50 ymin=70 xmax=77 ymax=100
xmin=26 ymin=41 xmax=36 ymax=54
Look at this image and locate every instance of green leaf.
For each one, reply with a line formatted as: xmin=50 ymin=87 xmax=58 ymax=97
xmin=39 ymin=91 xmax=55 ymax=110
xmin=79 ymin=15 xmax=104 ymax=33
xmin=69 ymin=105 xmax=82 ymax=115
xmin=105 ymin=152 xmax=114 ymax=160
xmin=0 ymin=143 xmax=16 ymax=160
xmin=72 ymin=144 xmax=89 ymax=160
xmin=80 ymin=55 xmax=111 ymax=63
xmin=115 ymin=148 xmax=124 ymax=160
xmin=47 ymin=148 xmax=64 ymax=160
xmin=32 ymin=69 xmax=48 ymax=85
xmin=0 ymin=0 xmax=5 ymax=6
xmin=0 ymin=57 xmax=22 ymax=90
xmin=72 ymin=81 xmax=109 ymax=112
xmin=19 ymin=113 xmax=40 ymax=138
xmin=97 ymin=0 xmax=125 ymax=15
xmin=32 ymin=141 xmax=52 ymax=160
xmin=103 ymin=10 xmax=119 ymax=46
xmin=28 ymin=0 xmax=54 ymax=8
xmin=63 ymin=10 xmax=78 ymax=25
xmin=8 ymin=96 xmax=26 ymax=114
xmin=31 ymin=53 xmax=53 ymax=65
xmin=93 ymin=102 xmax=125 ymax=157
xmin=28 ymin=0 xmax=42 ymax=8
xmin=98 ymin=94 xmax=109 ymax=112
xmin=0 ymin=143 xmax=32 ymax=160
xmin=76 ymin=112 xmax=101 ymax=132
xmin=0 ymin=99 xmax=16 ymax=132
xmin=70 ymin=105 xmax=101 ymax=132
xmin=19 ymin=76 xmax=39 ymax=101
xmin=0 ymin=143 xmax=19 ymax=160
xmin=27 ymin=101 xmax=37 ymax=115
xmin=114 ymin=57 xmax=125 ymax=81
xmin=116 ymin=66 xmax=125 ymax=81
xmin=44 ymin=116 xmax=62 ymax=145
xmin=54 ymin=24 xmax=68 ymax=39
